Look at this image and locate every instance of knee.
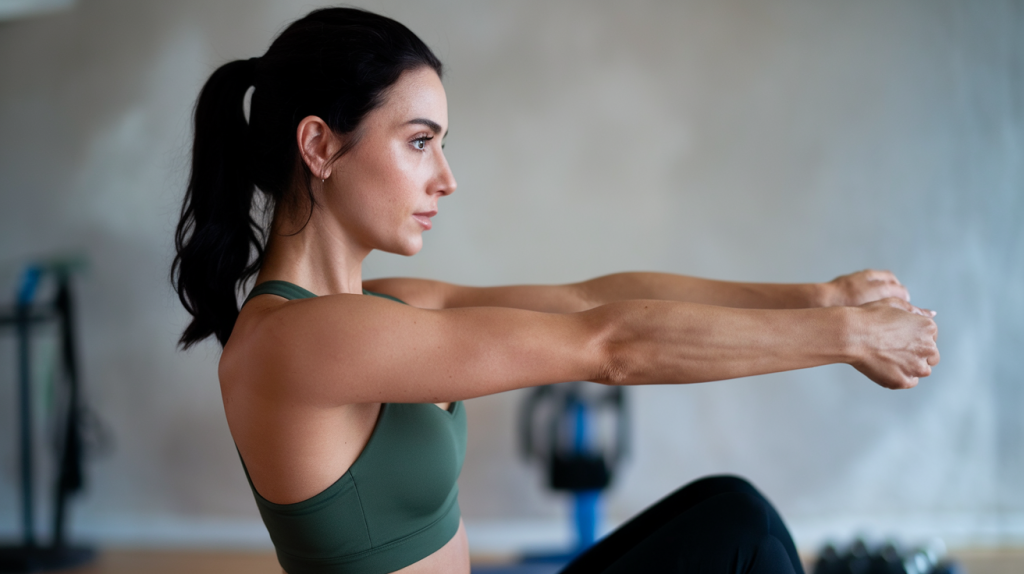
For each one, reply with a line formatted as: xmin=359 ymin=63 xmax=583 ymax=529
xmin=748 ymin=533 xmax=799 ymax=573
xmin=686 ymin=474 xmax=762 ymax=499
xmin=695 ymin=474 xmax=755 ymax=489
xmin=670 ymin=493 xmax=779 ymax=567
xmin=712 ymin=492 xmax=772 ymax=537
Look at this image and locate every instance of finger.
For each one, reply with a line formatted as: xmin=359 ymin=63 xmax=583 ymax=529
xmin=880 ymin=297 xmax=914 ymax=312
xmin=913 ymin=306 xmax=936 ymax=317
xmin=908 ymin=304 xmax=933 ymax=317
xmin=888 ymin=284 xmax=911 ymax=302
xmin=868 ymin=269 xmax=897 ymax=283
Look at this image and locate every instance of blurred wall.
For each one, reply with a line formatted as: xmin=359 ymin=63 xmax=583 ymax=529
xmin=0 ymin=0 xmax=1021 ymax=553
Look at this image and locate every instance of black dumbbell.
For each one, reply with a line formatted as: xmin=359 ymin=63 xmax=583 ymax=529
xmin=812 ymin=539 xmax=961 ymax=574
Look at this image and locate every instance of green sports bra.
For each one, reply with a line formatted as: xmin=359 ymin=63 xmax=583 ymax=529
xmin=239 ymin=281 xmax=466 ymax=574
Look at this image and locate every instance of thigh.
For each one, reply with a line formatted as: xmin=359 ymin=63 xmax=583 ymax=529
xmin=601 ymin=491 xmax=799 ymax=574
xmin=559 ymin=475 xmax=803 ymax=574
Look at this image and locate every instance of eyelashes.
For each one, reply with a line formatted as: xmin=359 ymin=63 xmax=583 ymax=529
xmin=411 ymin=134 xmax=446 ymax=151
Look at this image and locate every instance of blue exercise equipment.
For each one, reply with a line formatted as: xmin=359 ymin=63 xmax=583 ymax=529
xmin=517 ymin=381 xmax=629 ymax=563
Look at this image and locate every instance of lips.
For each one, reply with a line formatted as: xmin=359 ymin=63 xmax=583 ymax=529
xmin=413 ymin=210 xmax=437 ymax=230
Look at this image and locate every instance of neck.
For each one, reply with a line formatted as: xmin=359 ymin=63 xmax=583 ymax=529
xmin=256 ymin=209 xmax=369 ymax=296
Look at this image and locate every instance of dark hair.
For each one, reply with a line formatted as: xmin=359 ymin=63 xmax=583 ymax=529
xmin=172 ymin=7 xmax=443 ymax=348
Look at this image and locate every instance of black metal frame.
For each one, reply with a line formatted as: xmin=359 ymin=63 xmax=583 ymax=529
xmin=0 ymin=270 xmax=95 ymax=573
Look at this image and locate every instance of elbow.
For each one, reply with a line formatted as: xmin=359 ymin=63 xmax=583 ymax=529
xmin=596 ymin=344 xmax=631 ymax=386
xmin=584 ymin=304 xmax=634 ymax=386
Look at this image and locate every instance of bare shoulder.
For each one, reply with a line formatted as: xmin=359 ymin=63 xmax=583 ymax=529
xmin=219 ymin=289 xmax=603 ymax=407
xmin=219 ymin=292 xmax=384 ymax=398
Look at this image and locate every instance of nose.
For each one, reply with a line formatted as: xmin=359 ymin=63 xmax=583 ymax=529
xmin=433 ymin=151 xmax=457 ymax=197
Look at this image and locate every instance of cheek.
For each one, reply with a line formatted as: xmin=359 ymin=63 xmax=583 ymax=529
xmin=377 ymin=150 xmax=429 ymax=206
xmin=343 ymin=150 xmax=401 ymax=207
xmin=333 ymin=140 xmax=428 ymax=230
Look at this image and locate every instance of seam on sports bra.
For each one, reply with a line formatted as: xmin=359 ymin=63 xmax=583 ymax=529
xmin=348 ymin=474 xmax=374 ymax=547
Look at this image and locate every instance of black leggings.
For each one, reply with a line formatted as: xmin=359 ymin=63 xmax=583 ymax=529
xmin=559 ymin=476 xmax=805 ymax=574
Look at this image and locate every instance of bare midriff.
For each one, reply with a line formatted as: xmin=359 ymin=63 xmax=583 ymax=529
xmin=392 ymin=519 xmax=470 ymax=573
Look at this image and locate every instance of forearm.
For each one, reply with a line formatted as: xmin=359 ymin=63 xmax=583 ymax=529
xmin=587 ymin=300 xmax=850 ymax=386
xmin=576 ymin=272 xmax=829 ymax=310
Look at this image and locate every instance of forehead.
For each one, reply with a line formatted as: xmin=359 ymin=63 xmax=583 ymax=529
xmin=376 ymin=67 xmax=448 ymax=128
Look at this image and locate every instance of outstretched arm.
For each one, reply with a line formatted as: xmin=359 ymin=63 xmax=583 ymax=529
xmin=576 ymin=269 xmax=909 ymax=309
xmin=363 ymin=269 xmax=910 ymax=312
xmin=223 ymin=293 xmax=939 ymax=409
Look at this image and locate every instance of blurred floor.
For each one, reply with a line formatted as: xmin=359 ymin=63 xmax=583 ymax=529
xmin=53 ymin=550 xmax=281 ymax=574
xmin=945 ymin=548 xmax=1024 ymax=574
xmin=47 ymin=547 xmax=1024 ymax=573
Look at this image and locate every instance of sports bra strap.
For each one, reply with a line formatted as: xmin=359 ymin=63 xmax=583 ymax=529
xmin=243 ymin=280 xmax=408 ymax=306
xmin=243 ymin=280 xmax=317 ymax=305
xmin=362 ymin=289 xmax=407 ymax=304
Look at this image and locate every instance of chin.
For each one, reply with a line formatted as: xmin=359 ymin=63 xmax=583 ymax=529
xmin=381 ymin=236 xmax=423 ymax=257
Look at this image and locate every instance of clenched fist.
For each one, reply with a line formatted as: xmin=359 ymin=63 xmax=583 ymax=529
xmin=846 ymin=297 xmax=939 ymax=389
xmin=824 ymin=269 xmax=911 ymax=307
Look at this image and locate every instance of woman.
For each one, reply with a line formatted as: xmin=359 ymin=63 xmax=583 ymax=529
xmin=172 ymin=7 xmax=939 ymax=574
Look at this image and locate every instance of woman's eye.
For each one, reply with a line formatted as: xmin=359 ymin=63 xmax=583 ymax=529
xmin=412 ymin=136 xmax=432 ymax=150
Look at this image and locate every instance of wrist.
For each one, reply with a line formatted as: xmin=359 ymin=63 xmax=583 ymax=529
xmin=811 ymin=280 xmax=843 ymax=306
xmin=806 ymin=281 xmax=837 ymax=308
xmin=832 ymin=306 xmax=862 ymax=365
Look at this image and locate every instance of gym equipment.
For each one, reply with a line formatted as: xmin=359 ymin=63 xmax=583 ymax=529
xmin=813 ymin=538 xmax=962 ymax=574
xmin=472 ymin=563 xmax=562 ymax=574
xmin=0 ymin=259 xmax=97 ymax=573
xmin=518 ymin=381 xmax=629 ymax=561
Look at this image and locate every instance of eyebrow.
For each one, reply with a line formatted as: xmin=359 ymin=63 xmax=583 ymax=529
xmin=407 ymin=118 xmax=447 ymax=138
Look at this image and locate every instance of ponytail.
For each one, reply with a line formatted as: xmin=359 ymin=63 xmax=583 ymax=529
xmin=172 ymin=58 xmax=263 ymax=348
xmin=172 ymin=8 xmax=443 ymax=349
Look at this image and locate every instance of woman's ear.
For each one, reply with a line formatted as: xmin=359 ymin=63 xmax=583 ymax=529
xmin=296 ymin=115 xmax=340 ymax=180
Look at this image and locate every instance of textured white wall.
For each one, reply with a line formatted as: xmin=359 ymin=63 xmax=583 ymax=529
xmin=0 ymin=0 xmax=1021 ymax=553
